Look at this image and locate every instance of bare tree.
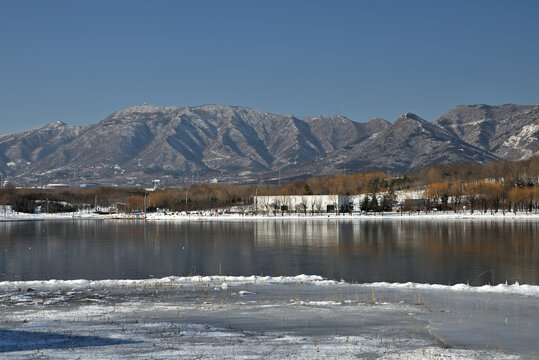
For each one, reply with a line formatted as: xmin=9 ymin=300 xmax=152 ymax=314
xmin=281 ymin=195 xmax=291 ymax=215
xmin=272 ymin=198 xmax=281 ymax=216
xmin=298 ymin=196 xmax=308 ymax=215
xmin=313 ymin=196 xmax=322 ymax=214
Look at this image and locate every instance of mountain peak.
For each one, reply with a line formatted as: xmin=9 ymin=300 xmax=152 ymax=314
xmin=402 ymin=112 xmax=422 ymax=120
xmin=396 ymin=112 xmax=426 ymax=124
xmin=363 ymin=117 xmax=391 ymax=134
xmin=304 ymin=114 xmax=353 ymax=124
xmin=367 ymin=117 xmax=390 ymax=125
xmin=113 ymin=104 xmax=180 ymax=116
xmin=43 ymin=120 xmax=67 ymax=129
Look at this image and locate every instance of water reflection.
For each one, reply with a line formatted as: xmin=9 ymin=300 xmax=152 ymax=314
xmin=0 ymin=219 xmax=537 ymax=285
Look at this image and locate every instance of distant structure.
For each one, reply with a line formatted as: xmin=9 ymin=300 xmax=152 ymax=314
xmin=145 ymin=179 xmax=161 ymax=192
xmin=254 ymin=195 xmax=350 ymax=214
xmin=254 ymin=191 xmax=426 ymax=214
xmin=45 ymin=183 xmax=71 ymax=189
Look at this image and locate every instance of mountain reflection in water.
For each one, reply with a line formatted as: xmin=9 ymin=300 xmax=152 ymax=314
xmin=1 ymin=219 xmax=537 ymax=286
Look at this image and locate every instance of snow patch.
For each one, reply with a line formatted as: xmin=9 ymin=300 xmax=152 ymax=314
xmin=503 ymin=124 xmax=538 ymax=148
xmin=238 ymin=290 xmax=255 ymax=296
xmin=1 ymin=276 xmax=538 ymax=297
xmin=368 ymin=281 xmax=539 ymax=297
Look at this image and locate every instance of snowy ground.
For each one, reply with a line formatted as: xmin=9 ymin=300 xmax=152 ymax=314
xmin=1 ymin=276 xmax=537 ymax=359
xmin=1 ymin=210 xmax=539 ymax=222
xmin=145 ymin=211 xmax=539 ymax=221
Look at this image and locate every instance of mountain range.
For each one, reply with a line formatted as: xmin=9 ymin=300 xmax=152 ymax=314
xmin=1 ymin=104 xmax=537 ymax=186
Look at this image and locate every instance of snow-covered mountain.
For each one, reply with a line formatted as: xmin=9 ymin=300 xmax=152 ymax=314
xmin=0 ymin=121 xmax=83 ymax=177
xmin=0 ymin=104 xmax=537 ymax=185
xmin=290 ymin=112 xmax=499 ymax=176
xmin=434 ymin=104 xmax=539 ymax=160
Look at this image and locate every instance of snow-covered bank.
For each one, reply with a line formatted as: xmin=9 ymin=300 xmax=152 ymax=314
xmin=1 ymin=275 xmax=537 ymax=359
xmin=145 ymin=211 xmax=539 ymax=221
xmin=2 ymin=275 xmax=538 ymax=296
xmin=366 ymin=281 xmax=539 ymax=297
xmin=0 ymin=275 xmax=336 ymax=291
xmin=0 ymin=211 xmax=104 ymax=221
xmin=2 ymin=210 xmax=539 ymax=222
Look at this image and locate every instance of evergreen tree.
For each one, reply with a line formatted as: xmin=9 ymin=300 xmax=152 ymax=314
xmin=360 ymin=195 xmax=369 ymax=212
xmin=368 ymin=194 xmax=379 ymax=212
xmin=302 ymin=184 xmax=313 ymax=195
xmin=381 ymin=188 xmax=396 ymax=212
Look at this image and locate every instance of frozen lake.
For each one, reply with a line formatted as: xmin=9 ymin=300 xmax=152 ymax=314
xmin=1 ymin=276 xmax=538 ymax=359
xmin=1 ymin=219 xmax=538 ymax=358
xmin=1 ymin=218 xmax=538 ymax=285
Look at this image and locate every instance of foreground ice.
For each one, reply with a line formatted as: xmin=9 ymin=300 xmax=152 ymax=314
xmin=1 ymin=276 xmax=537 ymax=359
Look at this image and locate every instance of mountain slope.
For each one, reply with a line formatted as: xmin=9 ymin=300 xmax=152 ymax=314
xmin=294 ymin=113 xmax=499 ymax=175
xmin=355 ymin=113 xmax=499 ymax=172
xmin=19 ymin=105 xmax=329 ymax=182
xmin=303 ymin=115 xmax=389 ymax=153
xmin=0 ymin=121 xmax=83 ymax=176
xmin=434 ymin=104 xmax=539 ymax=160
xmin=0 ymin=104 xmax=537 ymax=185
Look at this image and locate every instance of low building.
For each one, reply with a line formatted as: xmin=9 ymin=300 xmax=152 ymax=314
xmin=349 ymin=194 xmax=371 ymax=210
xmin=254 ymin=191 xmax=429 ymax=214
xmin=254 ymin=195 xmax=350 ymax=214
xmin=45 ymin=183 xmax=71 ymax=189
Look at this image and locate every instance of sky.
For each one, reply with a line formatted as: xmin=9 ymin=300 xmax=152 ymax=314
xmin=1 ymin=0 xmax=538 ymax=134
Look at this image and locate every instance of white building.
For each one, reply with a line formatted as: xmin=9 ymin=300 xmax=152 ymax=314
xmin=254 ymin=190 xmax=427 ymax=214
xmin=348 ymin=190 xmax=426 ymax=211
xmin=254 ymin=195 xmax=350 ymax=214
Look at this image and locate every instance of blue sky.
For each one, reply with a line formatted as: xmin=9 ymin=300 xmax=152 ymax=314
xmin=1 ymin=0 xmax=538 ymax=134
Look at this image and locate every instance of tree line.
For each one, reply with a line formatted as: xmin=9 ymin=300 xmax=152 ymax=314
xmin=1 ymin=156 xmax=537 ymax=214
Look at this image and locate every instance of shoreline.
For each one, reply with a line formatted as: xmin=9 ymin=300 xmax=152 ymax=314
xmin=2 ymin=211 xmax=539 ymax=222
xmin=2 ymin=275 xmax=539 ymax=295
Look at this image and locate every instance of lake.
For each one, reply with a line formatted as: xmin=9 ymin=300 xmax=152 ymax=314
xmin=1 ymin=219 xmax=537 ymax=285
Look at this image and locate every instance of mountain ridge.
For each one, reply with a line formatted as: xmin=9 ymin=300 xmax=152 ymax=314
xmin=1 ymin=104 xmax=537 ymax=186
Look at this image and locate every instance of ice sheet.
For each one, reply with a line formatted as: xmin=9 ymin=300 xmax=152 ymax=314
xmin=2 ymin=275 xmax=538 ymax=296
xmin=1 ymin=276 xmax=537 ymax=358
